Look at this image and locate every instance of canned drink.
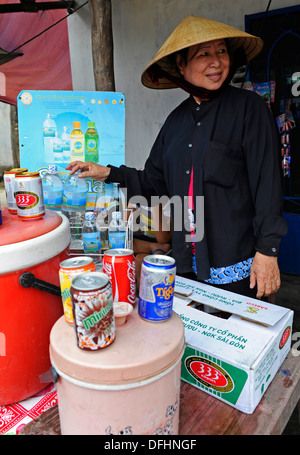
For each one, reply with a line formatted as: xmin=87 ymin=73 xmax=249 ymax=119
xmin=14 ymin=171 xmax=45 ymax=220
xmin=71 ymin=272 xmax=115 ymax=350
xmin=4 ymin=168 xmax=28 ymax=213
xmin=102 ymin=249 xmax=136 ymax=305
xmin=138 ymin=255 xmax=176 ymax=322
xmin=59 ymin=257 xmax=96 ymax=324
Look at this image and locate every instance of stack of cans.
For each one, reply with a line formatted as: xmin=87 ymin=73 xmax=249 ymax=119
xmin=4 ymin=169 xmax=45 ymax=220
xmin=58 ymin=248 xmax=176 ymax=352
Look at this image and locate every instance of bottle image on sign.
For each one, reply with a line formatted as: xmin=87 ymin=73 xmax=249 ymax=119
xmin=53 ymin=132 xmax=63 ymax=163
xmin=84 ymin=121 xmax=99 ymax=163
xmin=70 ymin=121 xmax=85 ymax=162
xmin=43 ymin=114 xmax=57 ymax=163
xmin=61 ymin=126 xmax=71 ymax=161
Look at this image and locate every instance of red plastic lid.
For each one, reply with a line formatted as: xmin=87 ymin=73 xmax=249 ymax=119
xmin=0 ymin=207 xmax=62 ymax=246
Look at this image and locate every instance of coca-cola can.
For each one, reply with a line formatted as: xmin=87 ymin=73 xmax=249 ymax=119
xmin=102 ymin=249 xmax=136 ymax=306
xmin=70 ymin=272 xmax=115 ymax=351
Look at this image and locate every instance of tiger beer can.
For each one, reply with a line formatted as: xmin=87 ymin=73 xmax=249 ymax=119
xmin=4 ymin=168 xmax=28 ymax=213
xmin=59 ymin=256 xmax=96 ymax=324
xmin=138 ymin=255 xmax=176 ymax=322
xmin=14 ymin=171 xmax=45 ymax=220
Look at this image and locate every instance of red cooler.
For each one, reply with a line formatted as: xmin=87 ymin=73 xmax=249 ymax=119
xmin=0 ymin=207 xmax=70 ymax=405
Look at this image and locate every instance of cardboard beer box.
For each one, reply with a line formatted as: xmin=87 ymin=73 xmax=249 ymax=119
xmin=173 ymin=276 xmax=293 ymax=414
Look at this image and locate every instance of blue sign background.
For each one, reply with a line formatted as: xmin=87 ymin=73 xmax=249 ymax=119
xmin=17 ymin=90 xmax=125 ymax=204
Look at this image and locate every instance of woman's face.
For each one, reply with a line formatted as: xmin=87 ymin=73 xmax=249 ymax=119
xmin=176 ymin=39 xmax=230 ymax=91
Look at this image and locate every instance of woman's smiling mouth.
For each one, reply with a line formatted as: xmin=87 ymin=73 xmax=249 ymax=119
xmin=206 ymin=72 xmax=223 ymax=81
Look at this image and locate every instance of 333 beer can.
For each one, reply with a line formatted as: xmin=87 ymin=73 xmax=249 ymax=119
xmin=102 ymin=249 xmax=136 ymax=305
xmin=138 ymin=255 xmax=176 ymax=322
xmin=15 ymin=171 xmax=45 ymax=220
xmin=4 ymin=168 xmax=28 ymax=213
xmin=71 ymin=272 xmax=115 ymax=351
xmin=59 ymin=256 xmax=96 ymax=324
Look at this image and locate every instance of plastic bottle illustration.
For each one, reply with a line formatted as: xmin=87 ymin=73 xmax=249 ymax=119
xmin=85 ymin=122 xmax=99 ymax=163
xmin=70 ymin=121 xmax=85 ymax=162
xmin=61 ymin=126 xmax=71 ymax=161
xmin=43 ymin=114 xmax=57 ymax=163
xmin=62 ymin=170 xmax=88 ymax=248
xmin=82 ymin=211 xmax=101 ymax=254
xmin=108 ymin=211 xmax=126 ymax=249
xmin=53 ymin=133 xmax=63 ymax=163
xmin=42 ymin=165 xmax=63 ymax=211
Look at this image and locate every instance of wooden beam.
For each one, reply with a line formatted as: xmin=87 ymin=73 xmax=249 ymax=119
xmin=89 ymin=0 xmax=115 ymax=91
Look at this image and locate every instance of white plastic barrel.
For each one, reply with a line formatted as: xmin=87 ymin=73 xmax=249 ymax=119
xmin=50 ymin=307 xmax=185 ymax=435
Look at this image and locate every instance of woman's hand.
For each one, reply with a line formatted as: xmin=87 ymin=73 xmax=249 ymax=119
xmin=250 ymin=251 xmax=281 ymax=298
xmin=65 ymin=161 xmax=111 ymax=181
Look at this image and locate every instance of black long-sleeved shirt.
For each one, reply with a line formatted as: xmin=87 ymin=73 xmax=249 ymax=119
xmin=108 ymin=85 xmax=288 ymax=280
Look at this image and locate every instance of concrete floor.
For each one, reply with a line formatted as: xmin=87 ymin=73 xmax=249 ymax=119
xmin=276 ymin=273 xmax=300 ymax=435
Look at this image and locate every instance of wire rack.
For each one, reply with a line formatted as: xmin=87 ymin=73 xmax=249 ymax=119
xmin=67 ymin=209 xmax=134 ymax=270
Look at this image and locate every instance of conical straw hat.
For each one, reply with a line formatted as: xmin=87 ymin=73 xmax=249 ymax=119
xmin=142 ymin=15 xmax=263 ymax=89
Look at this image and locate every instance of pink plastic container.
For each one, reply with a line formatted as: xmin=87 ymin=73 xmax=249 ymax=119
xmin=50 ymin=306 xmax=185 ymax=435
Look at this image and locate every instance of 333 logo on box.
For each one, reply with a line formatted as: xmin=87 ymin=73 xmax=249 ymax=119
xmin=279 ymin=326 xmax=291 ymax=350
xmin=185 ymin=356 xmax=234 ymax=393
